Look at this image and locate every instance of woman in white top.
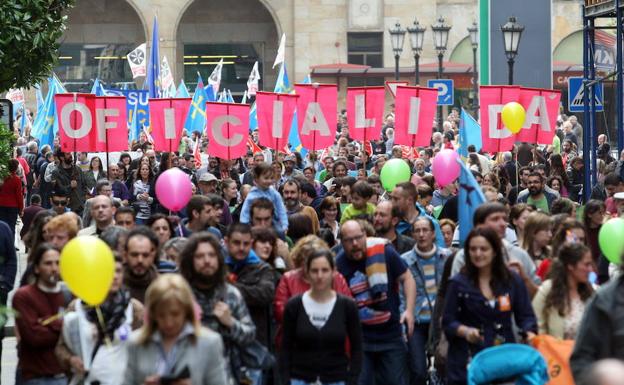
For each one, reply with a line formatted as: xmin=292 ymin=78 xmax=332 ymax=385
xmin=532 ymin=243 xmax=595 ymax=339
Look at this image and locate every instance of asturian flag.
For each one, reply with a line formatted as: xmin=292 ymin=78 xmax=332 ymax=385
xmin=208 ymin=58 xmax=224 ymax=95
xmin=127 ymin=43 xmax=147 ymax=78
xmin=90 ymin=78 xmax=107 ymax=96
xmin=31 ymin=77 xmax=63 ymax=147
xmin=247 ymin=61 xmax=260 ymax=96
xmin=226 ymin=89 xmax=235 ymax=103
xmin=184 ymin=74 xmax=208 ymax=134
xmin=161 ymin=56 xmax=176 ymax=97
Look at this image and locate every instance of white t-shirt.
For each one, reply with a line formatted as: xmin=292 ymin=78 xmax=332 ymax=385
xmin=302 ymin=291 xmax=337 ymax=329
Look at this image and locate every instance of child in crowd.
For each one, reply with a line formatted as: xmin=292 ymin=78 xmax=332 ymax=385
xmin=340 ymin=180 xmax=376 ymax=224
xmin=240 ymin=162 xmax=289 ymax=233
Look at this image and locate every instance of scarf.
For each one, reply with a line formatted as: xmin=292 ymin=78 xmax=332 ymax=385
xmin=123 ymin=265 xmax=158 ymax=302
xmin=350 ymin=237 xmax=391 ymax=325
xmin=225 ymin=249 xmax=261 ymax=274
xmin=86 ymin=289 xmax=131 ymax=341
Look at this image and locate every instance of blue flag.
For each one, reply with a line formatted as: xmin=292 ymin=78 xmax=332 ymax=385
xmin=129 ymin=102 xmax=140 ymax=142
xmin=90 ymin=78 xmax=107 ymax=96
xmin=458 ymin=159 xmax=486 ymax=245
xmin=146 ymin=17 xmax=161 ymax=98
xmin=19 ymin=105 xmax=28 ymax=135
xmin=32 ymin=77 xmax=63 ymax=147
xmin=249 ymin=102 xmax=258 ymax=131
xmin=184 ymin=75 xmax=208 ymax=134
xmin=35 ymin=84 xmax=44 ymax=114
xmin=458 ymin=108 xmax=482 ymax=158
xmin=176 ymin=80 xmax=190 ymax=98
xmin=286 ymin=71 xmax=310 ymax=156
xmin=226 ymin=89 xmax=235 ymax=103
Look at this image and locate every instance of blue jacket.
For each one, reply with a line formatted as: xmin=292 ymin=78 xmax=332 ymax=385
xmin=442 ymin=272 xmax=537 ymax=384
xmin=239 ymin=186 xmax=289 ymax=233
xmin=400 ymin=246 xmax=451 ymax=323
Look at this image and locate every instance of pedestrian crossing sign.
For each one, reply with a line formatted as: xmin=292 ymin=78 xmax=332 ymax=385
xmin=568 ymin=77 xmax=603 ymax=112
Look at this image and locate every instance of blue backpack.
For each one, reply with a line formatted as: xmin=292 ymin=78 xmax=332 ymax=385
xmin=467 ymin=344 xmax=549 ymax=385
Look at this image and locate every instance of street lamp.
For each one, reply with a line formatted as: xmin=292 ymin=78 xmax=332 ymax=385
xmin=468 ymin=21 xmax=479 ymax=116
xmin=431 ymin=16 xmax=451 ymax=131
xmin=501 ymin=16 xmax=524 ymax=85
xmin=407 ymin=19 xmax=426 ymax=85
xmin=389 ymin=22 xmax=406 ymax=80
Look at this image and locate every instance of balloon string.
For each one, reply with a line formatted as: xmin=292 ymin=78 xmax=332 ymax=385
xmin=40 ymin=310 xmax=67 ymax=326
xmin=96 ymin=306 xmax=112 ymax=347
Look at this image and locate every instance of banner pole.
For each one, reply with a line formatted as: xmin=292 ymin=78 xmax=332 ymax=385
xmin=104 ymin=97 xmax=110 ymax=173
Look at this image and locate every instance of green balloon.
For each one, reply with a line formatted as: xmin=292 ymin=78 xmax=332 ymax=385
xmin=380 ymin=159 xmax=411 ymax=192
xmin=552 ymin=135 xmax=561 ymax=155
xmin=599 ymin=218 xmax=624 ymax=264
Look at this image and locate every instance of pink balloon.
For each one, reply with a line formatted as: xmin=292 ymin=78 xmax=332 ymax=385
xmin=432 ymin=149 xmax=460 ymax=187
xmin=155 ymin=168 xmax=193 ymax=212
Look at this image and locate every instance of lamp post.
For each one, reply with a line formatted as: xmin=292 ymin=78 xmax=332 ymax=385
xmin=501 ymin=16 xmax=524 ymax=85
xmin=431 ymin=16 xmax=451 ymax=131
xmin=468 ymin=21 xmax=479 ymax=116
xmin=389 ymin=22 xmax=406 ymax=80
xmin=407 ymin=19 xmax=426 ymax=85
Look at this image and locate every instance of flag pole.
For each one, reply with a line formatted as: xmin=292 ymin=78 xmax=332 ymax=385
xmin=104 ymin=97 xmax=110 ymax=174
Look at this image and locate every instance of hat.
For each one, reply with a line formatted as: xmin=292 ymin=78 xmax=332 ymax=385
xmin=284 ymin=155 xmax=296 ymax=163
xmin=614 ymin=192 xmax=624 ymax=200
xmin=198 ymin=173 xmax=218 ymax=183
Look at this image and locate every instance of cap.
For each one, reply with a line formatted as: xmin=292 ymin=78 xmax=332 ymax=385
xmin=198 ymin=173 xmax=218 ymax=183
xmin=614 ymin=192 xmax=624 ymax=200
xmin=284 ymin=155 xmax=296 ymax=163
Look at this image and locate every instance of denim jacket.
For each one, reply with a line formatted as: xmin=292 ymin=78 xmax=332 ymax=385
xmin=399 ymin=245 xmax=450 ymax=324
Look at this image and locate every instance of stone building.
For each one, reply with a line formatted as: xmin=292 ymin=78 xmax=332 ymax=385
xmin=56 ymin=0 xmax=584 ymax=104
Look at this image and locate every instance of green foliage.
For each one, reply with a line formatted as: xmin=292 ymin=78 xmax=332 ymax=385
xmin=0 ymin=0 xmax=75 ymax=92
xmin=0 ymin=123 xmax=15 ymax=180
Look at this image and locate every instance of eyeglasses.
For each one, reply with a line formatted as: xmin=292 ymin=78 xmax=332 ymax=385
xmin=52 ymin=199 xmax=67 ymax=206
xmin=342 ymin=233 xmax=365 ymax=244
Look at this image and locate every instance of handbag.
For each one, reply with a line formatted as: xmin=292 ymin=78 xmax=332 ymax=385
xmin=240 ymin=340 xmax=276 ymax=370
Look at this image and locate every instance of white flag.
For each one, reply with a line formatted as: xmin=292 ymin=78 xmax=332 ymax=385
xmin=273 ymin=34 xmax=286 ymax=68
xmin=246 ymin=61 xmax=260 ymax=96
xmin=208 ymin=58 xmax=224 ymax=95
xmin=160 ymin=56 xmax=176 ymax=97
xmin=6 ymin=88 xmax=24 ymax=105
xmin=242 ymin=90 xmax=248 ymax=104
xmin=127 ymin=43 xmax=147 ymax=78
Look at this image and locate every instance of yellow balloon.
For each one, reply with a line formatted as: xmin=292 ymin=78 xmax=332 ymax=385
xmin=60 ymin=236 xmax=115 ymax=306
xmin=501 ymin=102 xmax=526 ymax=134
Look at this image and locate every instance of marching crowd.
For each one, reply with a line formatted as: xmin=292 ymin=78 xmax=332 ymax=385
xmin=0 ymin=107 xmax=623 ymax=385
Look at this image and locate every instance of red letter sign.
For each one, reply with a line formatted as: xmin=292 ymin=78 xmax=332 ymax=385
xmin=479 ymin=86 xmax=521 ymax=153
xmin=206 ymin=102 xmax=249 ymax=160
xmin=516 ymin=88 xmax=561 ymax=145
xmin=295 ymin=84 xmax=337 ymax=151
xmin=347 ymin=87 xmax=385 ymax=142
xmin=149 ymin=98 xmax=191 ymax=152
xmin=394 ymin=86 xmax=438 ymax=148
xmin=56 ymin=94 xmax=127 ymax=152
xmin=256 ymin=91 xmax=299 ymax=151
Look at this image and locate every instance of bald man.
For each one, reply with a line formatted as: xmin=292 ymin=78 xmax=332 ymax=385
xmin=78 ymin=195 xmax=115 ymax=236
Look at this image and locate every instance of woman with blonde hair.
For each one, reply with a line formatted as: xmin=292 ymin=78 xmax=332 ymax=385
xmin=123 ymin=274 xmax=228 ymax=385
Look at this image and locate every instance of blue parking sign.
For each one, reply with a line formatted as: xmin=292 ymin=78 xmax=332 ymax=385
xmin=568 ymin=77 xmax=603 ymax=112
xmin=427 ymin=79 xmax=454 ymax=106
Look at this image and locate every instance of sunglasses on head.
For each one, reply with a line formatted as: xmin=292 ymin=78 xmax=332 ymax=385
xmin=52 ymin=199 xmax=67 ymax=206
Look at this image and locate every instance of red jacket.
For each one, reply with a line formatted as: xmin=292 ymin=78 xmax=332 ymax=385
xmin=0 ymin=174 xmax=24 ymax=211
xmin=273 ymin=268 xmax=352 ymax=347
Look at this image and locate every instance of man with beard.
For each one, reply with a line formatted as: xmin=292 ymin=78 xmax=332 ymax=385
xmin=179 ymin=232 xmax=256 ymax=383
xmin=374 ymin=201 xmax=415 ymax=254
xmin=224 ymin=223 xmax=275 ymax=385
xmin=13 ymin=244 xmax=66 ymax=383
xmin=78 ymin=195 xmax=116 ymax=236
xmin=335 ymin=220 xmax=416 ymax=385
xmin=282 ymin=179 xmax=320 ymax=235
xmin=280 ymin=155 xmax=302 ymax=185
xmin=123 ymin=227 xmax=159 ymax=302
xmin=51 ymin=150 xmax=88 ymax=215
xmin=517 ymin=172 xmax=557 ymax=213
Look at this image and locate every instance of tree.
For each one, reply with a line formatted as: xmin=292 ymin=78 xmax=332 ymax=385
xmin=0 ymin=0 xmax=74 ymax=92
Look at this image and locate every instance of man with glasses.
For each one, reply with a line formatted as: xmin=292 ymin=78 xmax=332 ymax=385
xmin=336 ymin=219 xmax=416 ymax=385
xmin=51 ymin=150 xmax=87 ymax=215
xmin=517 ymin=172 xmax=557 ymax=214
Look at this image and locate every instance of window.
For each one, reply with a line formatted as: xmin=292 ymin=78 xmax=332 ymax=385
xmin=347 ymin=33 xmax=384 ymax=86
